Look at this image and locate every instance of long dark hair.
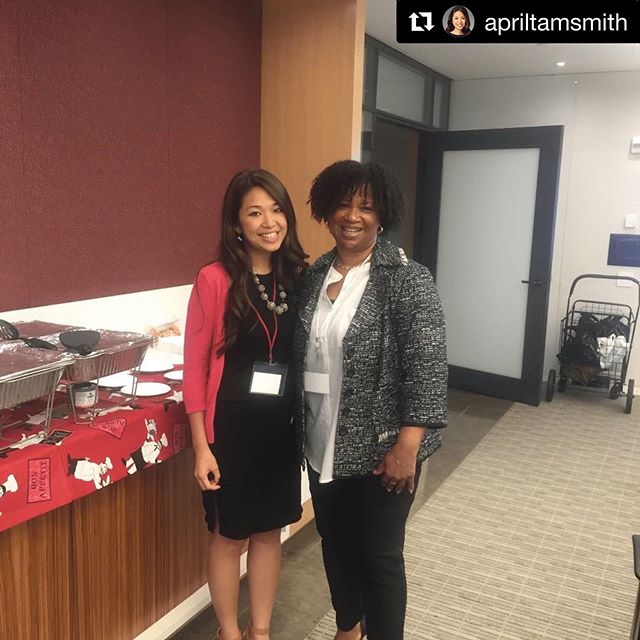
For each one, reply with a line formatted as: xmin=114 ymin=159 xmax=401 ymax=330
xmin=446 ymin=6 xmax=471 ymax=34
xmin=217 ymin=168 xmax=308 ymax=354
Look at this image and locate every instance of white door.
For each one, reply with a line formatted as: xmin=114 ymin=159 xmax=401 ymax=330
xmin=415 ymin=127 xmax=563 ymax=405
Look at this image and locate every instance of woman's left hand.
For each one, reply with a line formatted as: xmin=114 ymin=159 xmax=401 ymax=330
xmin=373 ymin=426 xmax=424 ymax=494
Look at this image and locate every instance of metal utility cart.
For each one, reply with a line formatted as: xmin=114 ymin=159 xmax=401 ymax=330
xmin=546 ymin=274 xmax=639 ymax=413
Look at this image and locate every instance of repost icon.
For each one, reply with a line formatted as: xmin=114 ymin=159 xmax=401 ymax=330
xmin=410 ymin=11 xmax=435 ymax=31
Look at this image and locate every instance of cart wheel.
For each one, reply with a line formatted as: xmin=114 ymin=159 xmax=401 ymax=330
xmin=625 ymin=379 xmax=634 ymax=414
xmin=609 ymin=385 xmax=621 ymax=400
xmin=546 ymin=369 xmax=556 ymax=402
xmin=557 ymin=377 xmax=567 ymax=392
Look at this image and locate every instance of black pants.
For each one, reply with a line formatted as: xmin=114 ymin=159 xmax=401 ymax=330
xmin=308 ymin=463 xmax=421 ymax=640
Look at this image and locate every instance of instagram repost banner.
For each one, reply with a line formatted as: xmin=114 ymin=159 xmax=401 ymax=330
xmin=396 ymin=1 xmax=640 ymax=43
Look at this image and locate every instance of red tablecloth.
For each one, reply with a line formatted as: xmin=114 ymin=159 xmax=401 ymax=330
xmin=0 ymin=371 xmax=190 ymax=532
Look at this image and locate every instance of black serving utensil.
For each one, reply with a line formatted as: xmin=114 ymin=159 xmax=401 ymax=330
xmin=59 ymin=330 xmax=101 ymax=356
xmin=0 ymin=319 xmax=19 ymax=340
xmin=0 ymin=319 xmax=58 ymax=350
xmin=21 ymin=337 xmax=59 ymax=349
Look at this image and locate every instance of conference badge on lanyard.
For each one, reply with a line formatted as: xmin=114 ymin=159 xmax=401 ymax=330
xmin=248 ymin=277 xmax=288 ymax=397
xmin=250 ymin=361 xmax=288 ymax=396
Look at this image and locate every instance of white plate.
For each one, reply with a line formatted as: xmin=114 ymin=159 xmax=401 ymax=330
xmin=164 ymin=370 xmax=183 ymax=381
xmin=121 ymin=382 xmax=171 ymax=397
xmin=138 ymin=358 xmax=174 ymax=373
xmin=92 ymin=372 xmax=135 ymax=388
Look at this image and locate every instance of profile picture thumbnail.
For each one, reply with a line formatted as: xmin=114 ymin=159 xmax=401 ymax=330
xmin=443 ymin=5 xmax=474 ymax=38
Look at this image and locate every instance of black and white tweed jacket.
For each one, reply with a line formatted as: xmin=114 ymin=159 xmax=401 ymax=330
xmin=293 ymin=238 xmax=448 ymax=478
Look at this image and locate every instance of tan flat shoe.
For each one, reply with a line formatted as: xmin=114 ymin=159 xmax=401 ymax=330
xmin=243 ymin=621 xmax=269 ymax=639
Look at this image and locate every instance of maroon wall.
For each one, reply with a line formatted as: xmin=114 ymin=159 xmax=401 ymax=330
xmin=0 ymin=0 xmax=261 ymax=311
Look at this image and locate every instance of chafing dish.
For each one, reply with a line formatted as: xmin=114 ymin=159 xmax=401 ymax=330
xmin=59 ymin=331 xmax=153 ymax=382
xmin=7 ymin=322 xmax=153 ymax=424
xmin=0 ymin=344 xmax=73 ymax=441
xmin=12 ymin=323 xmax=153 ymax=382
xmin=39 ymin=328 xmax=153 ymax=423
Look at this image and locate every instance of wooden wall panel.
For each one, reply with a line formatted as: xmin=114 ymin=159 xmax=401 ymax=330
xmin=0 ymin=449 xmax=208 ymax=640
xmin=72 ymin=465 xmax=160 ymax=640
xmin=261 ymin=0 xmax=365 ymax=261
xmin=0 ymin=507 xmax=73 ymax=640
xmin=155 ymin=450 xmax=209 ymax=613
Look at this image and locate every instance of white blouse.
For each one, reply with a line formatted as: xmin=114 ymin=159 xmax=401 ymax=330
xmin=304 ymin=258 xmax=372 ymax=483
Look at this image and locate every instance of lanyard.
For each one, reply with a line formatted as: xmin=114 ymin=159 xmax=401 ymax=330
xmin=248 ymin=275 xmax=279 ymax=364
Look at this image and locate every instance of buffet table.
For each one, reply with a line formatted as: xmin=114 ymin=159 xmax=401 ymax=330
xmin=0 ymin=364 xmax=211 ymax=640
xmin=0 ymin=370 xmax=189 ymax=532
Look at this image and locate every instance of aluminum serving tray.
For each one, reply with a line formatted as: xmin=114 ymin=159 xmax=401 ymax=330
xmin=63 ymin=337 xmax=153 ymax=382
xmin=0 ymin=368 xmax=65 ymax=410
xmin=28 ymin=329 xmax=154 ymax=383
xmin=0 ymin=345 xmax=73 ymax=410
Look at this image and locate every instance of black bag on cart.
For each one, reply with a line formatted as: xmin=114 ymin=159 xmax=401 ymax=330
xmin=557 ymin=312 xmax=601 ymax=369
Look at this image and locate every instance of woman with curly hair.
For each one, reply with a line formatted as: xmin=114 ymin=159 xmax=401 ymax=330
xmin=184 ymin=168 xmax=307 ymax=640
xmin=294 ymin=160 xmax=448 ymax=639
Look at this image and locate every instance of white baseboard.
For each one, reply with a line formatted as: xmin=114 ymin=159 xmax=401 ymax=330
xmin=132 ymin=584 xmax=212 ymax=640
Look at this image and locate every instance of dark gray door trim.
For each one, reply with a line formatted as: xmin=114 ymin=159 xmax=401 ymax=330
xmin=414 ymin=126 xmax=563 ymax=405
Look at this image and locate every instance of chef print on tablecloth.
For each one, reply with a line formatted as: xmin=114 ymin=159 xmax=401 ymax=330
xmin=67 ymin=454 xmax=113 ymax=490
xmin=0 ymin=474 xmax=18 ymax=498
xmin=0 ymin=473 xmax=18 ymax=517
xmin=122 ymin=418 xmax=168 ymax=474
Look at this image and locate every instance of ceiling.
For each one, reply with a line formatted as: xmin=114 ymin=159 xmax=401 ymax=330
xmin=366 ymin=0 xmax=640 ymax=81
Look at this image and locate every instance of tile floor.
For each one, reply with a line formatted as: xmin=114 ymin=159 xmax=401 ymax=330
xmin=170 ymin=389 xmax=509 ymax=640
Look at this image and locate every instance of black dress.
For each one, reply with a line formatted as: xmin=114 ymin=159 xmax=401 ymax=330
xmin=202 ymin=272 xmax=301 ymax=539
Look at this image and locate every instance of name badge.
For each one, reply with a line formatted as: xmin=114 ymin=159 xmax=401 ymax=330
xmin=250 ymin=362 xmax=288 ymax=396
xmin=304 ymin=371 xmax=330 ymax=395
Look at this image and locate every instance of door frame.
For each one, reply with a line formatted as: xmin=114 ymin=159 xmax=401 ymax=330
xmin=414 ymin=126 xmax=563 ymax=405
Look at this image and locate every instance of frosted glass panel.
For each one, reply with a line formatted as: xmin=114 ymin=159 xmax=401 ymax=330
xmin=436 ymin=149 xmax=539 ymax=378
xmin=376 ymin=55 xmax=424 ymax=123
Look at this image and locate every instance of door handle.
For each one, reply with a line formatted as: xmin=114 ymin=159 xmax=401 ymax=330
xmin=521 ymin=279 xmax=542 ymax=286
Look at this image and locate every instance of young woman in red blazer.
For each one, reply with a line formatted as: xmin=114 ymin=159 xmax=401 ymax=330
xmin=184 ymin=169 xmax=307 ymax=640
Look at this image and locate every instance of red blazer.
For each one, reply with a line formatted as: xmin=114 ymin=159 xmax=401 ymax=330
xmin=183 ymin=262 xmax=229 ymax=443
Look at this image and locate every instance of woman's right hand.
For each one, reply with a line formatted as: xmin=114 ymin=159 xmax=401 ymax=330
xmin=194 ymin=448 xmax=221 ymax=491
